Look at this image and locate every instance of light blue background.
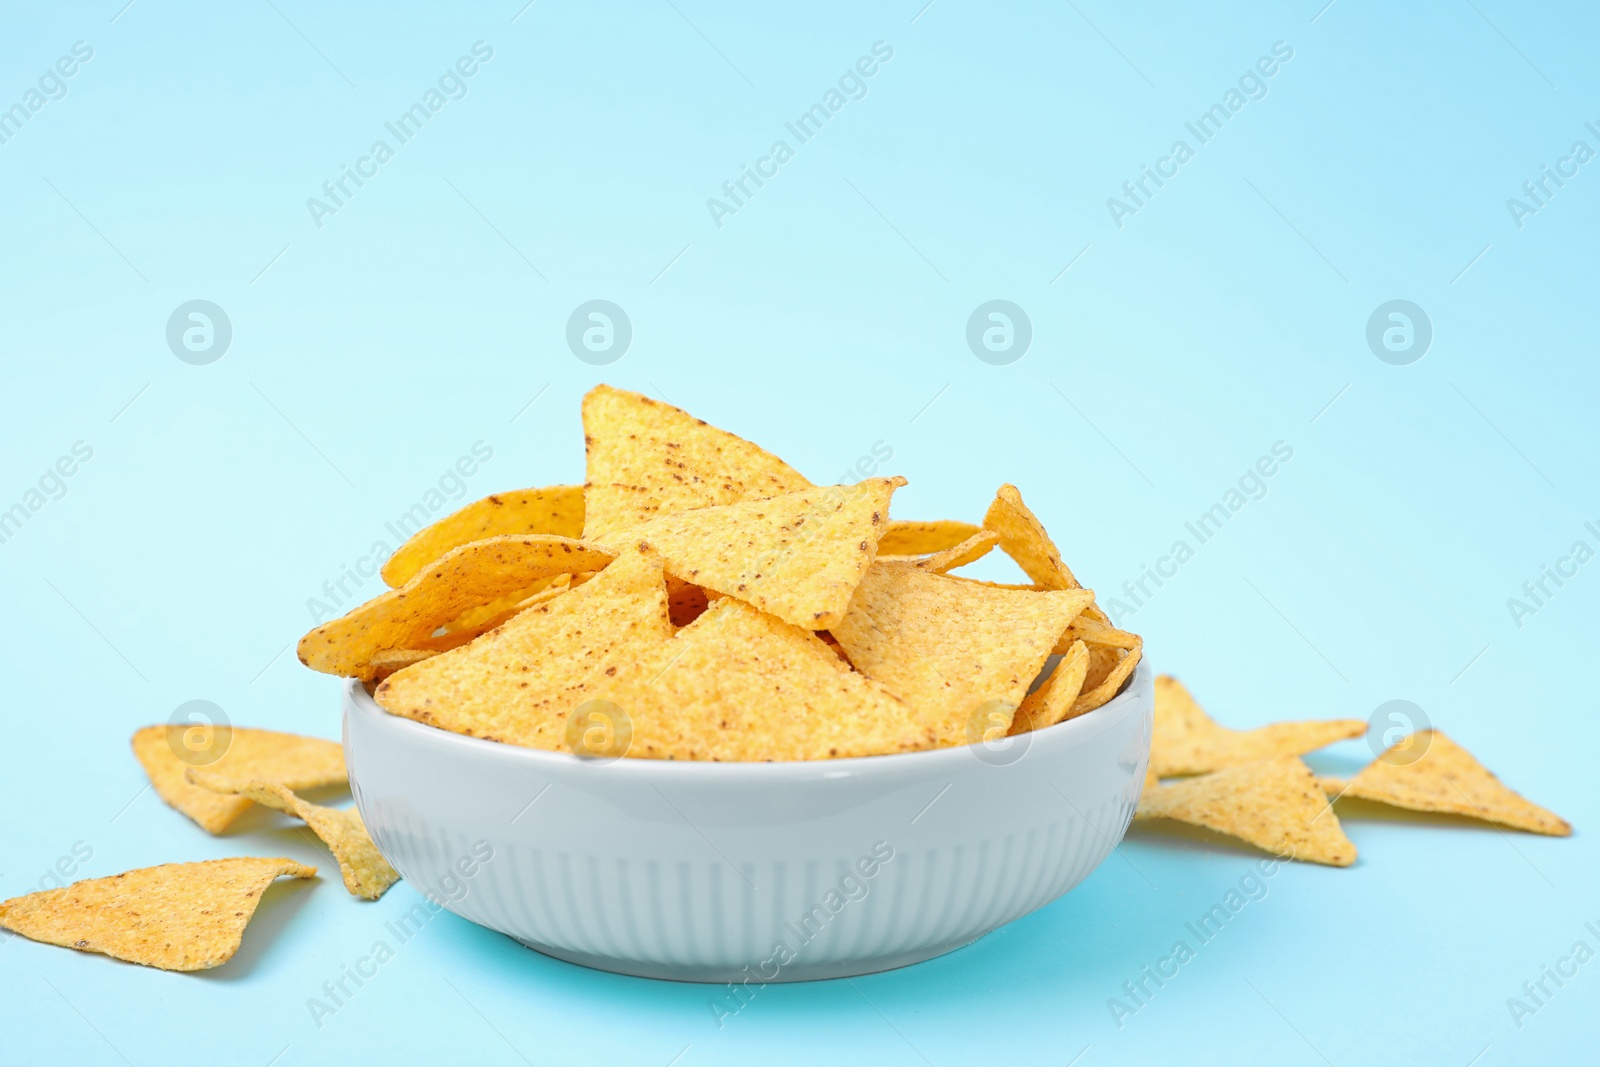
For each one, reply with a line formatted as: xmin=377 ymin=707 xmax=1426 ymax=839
xmin=2 ymin=1 xmax=1596 ymax=1064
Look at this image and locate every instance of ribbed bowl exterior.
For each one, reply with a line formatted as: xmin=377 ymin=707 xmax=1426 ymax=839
xmin=345 ymin=661 xmax=1152 ymax=982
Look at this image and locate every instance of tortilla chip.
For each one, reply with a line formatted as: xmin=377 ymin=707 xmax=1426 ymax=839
xmin=1054 ymin=615 xmax=1142 ymax=654
xmin=1331 ymin=730 xmax=1570 ymax=835
xmin=617 ymin=478 xmax=905 ymax=630
xmin=187 ymin=773 xmax=400 ymax=898
xmin=877 ymin=519 xmax=982 ymax=556
xmin=1072 ymin=641 xmax=1143 ymax=714
xmin=982 ymin=484 xmax=1109 ymax=622
xmin=369 ymin=648 xmax=439 ymax=681
xmin=1135 ymin=756 xmax=1357 ymax=866
xmin=382 ymin=486 xmax=585 ymax=587
xmin=439 ymin=574 xmax=571 ymax=634
xmin=917 ymin=530 xmax=999 ymax=574
xmin=1010 ymin=640 xmax=1091 ymax=735
xmin=581 ymin=385 xmax=812 ymax=542
xmin=832 ymin=561 xmax=1096 ymax=744
xmin=0 ymin=858 xmax=316 ymax=971
xmin=1151 ymin=675 xmax=1366 ymax=778
xmin=298 ymin=535 xmax=615 ymax=678
xmin=131 ymin=726 xmax=347 ymax=834
xmin=597 ymin=597 xmax=929 ymax=761
xmin=375 ymin=547 xmax=674 ymax=750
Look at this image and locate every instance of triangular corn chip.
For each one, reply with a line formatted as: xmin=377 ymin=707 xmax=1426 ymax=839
xmin=1135 ymin=756 xmax=1357 ymax=866
xmin=1054 ymin=615 xmax=1141 ymax=654
xmin=597 ymin=597 xmax=929 ymax=761
xmin=832 ymin=561 xmax=1096 ymax=744
xmin=982 ymin=484 xmax=1110 ymax=623
xmin=917 ymin=530 xmax=999 ymax=574
xmin=877 ymin=519 xmax=982 ymax=556
xmin=1151 ymin=675 xmax=1365 ymax=778
xmin=439 ymin=573 xmax=572 ymax=634
xmin=375 ymin=547 xmax=673 ymax=749
xmin=617 ymin=478 xmax=905 ymax=630
xmin=382 ymin=486 xmax=585 ymax=586
xmin=0 ymin=858 xmax=316 ymax=971
xmin=1326 ymin=730 xmax=1570 ymax=835
xmin=581 ymin=385 xmax=811 ymax=542
xmin=131 ymin=726 xmax=346 ymax=834
xmin=298 ymin=535 xmax=614 ymax=678
xmin=1010 ymin=640 xmax=1091 ymax=735
xmin=1073 ymin=641 xmax=1143 ymax=715
xmin=188 ymin=772 xmax=400 ymax=898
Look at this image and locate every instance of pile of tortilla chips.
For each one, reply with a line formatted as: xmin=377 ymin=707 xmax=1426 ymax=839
xmin=1132 ymin=676 xmax=1571 ymax=866
xmin=297 ymin=385 xmax=1142 ymax=761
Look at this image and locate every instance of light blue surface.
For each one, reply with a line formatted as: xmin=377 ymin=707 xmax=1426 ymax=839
xmin=2 ymin=2 xmax=1596 ymax=1064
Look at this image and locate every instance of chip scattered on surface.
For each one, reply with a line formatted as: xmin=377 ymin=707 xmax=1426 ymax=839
xmin=299 ymin=535 xmax=615 ymax=679
xmin=0 ymin=858 xmax=316 ymax=971
xmin=618 ymin=477 xmax=905 ymax=630
xmin=131 ymin=726 xmax=347 ymax=834
xmin=1322 ymin=730 xmax=1570 ymax=836
xmin=595 ymin=597 xmax=929 ymax=761
xmin=382 ymin=486 xmax=586 ymax=587
xmin=877 ymin=519 xmax=984 ymax=556
xmin=582 ymin=384 xmax=812 ymax=542
xmin=1151 ymin=675 xmax=1365 ymax=778
xmin=375 ymin=547 xmax=674 ymax=750
xmin=188 ymin=772 xmax=400 ymax=898
xmin=1010 ymin=639 xmax=1091 ymax=735
xmin=833 ymin=560 xmax=1096 ymax=744
xmin=1134 ymin=755 xmax=1357 ymax=866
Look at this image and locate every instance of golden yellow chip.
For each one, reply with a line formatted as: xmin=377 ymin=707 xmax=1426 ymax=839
xmin=298 ymin=535 xmax=615 ymax=678
xmin=618 ymin=477 xmax=905 ymax=630
xmin=982 ymin=484 xmax=1110 ymax=623
xmin=1072 ymin=641 xmax=1143 ymax=715
xmin=832 ymin=560 xmax=1096 ymax=744
xmin=1151 ymin=675 xmax=1366 ymax=778
xmin=916 ymin=530 xmax=999 ymax=574
xmin=188 ymin=773 xmax=400 ymax=898
xmin=376 ymin=547 xmax=674 ymax=750
xmin=1054 ymin=615 xmax=1141 ymax=654
xmin=381 ymin=486 xmax=585 ymax=587
xmin=877 ymin=519 xmax=982 ymax=556
xmin=438 ymin=573 xmax=570 ymax=634
xmin=1134 ymin=756 xmax=1357 ymax=866
xmin=1009 ymin=639 xmax=1090 ymax=735
xmin=0 ymin=858 xmax=316 ymax=971
xmin=131 ymin=726 xmax=346 ymax=834
xmin=1327 ymin=730 xmax=1570 ymax=835
xmin=582 ymin=384 xmax=812 ymax=542
xmin=597 ymin=597 xmax=929 ymax=761
xmin=369 ymin=648 xmax=439 ymax=681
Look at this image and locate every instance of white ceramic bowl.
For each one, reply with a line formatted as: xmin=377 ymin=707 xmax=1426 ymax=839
xmin=343 ymin=660 xmax=1152 ymax=982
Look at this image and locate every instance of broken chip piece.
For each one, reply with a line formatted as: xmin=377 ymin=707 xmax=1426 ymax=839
xmin=131 ymin=725 xmax=346 ymax=835
xmin=1151 ymin=675 xmax=1365 ymax=778
xmin=188 ymin=772 xmax=400 ymax=898
xmin=0 ymin=858 xmax=316 ymax=971
xmin=1323 ymin=730 xmax=1570 ymax=836
xmin=1135 ymin=755 xmax=1357 ymax=867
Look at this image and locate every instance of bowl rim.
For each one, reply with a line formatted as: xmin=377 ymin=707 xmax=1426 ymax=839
xmin=344 ymin=658 xmax=1151 ymax=782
